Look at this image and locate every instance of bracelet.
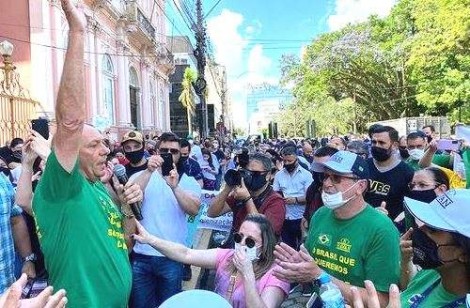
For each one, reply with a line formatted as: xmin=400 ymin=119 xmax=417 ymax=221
xmin=241 ymin=196 xmax=252 ymax=204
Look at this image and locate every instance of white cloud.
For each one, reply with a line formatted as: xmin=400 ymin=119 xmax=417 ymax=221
xmin=328 ymin=0 xmax=397 ymax=31
xmin=207 ymin=10 xmax=275 ymax=129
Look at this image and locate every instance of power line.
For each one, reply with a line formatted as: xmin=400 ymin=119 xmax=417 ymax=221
xmin=204 ymin=0 xmax=224 ymax=19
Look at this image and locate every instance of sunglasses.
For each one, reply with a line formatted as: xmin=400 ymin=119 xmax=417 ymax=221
xmin=233 ymin=232 xmax=257 ymax=248
xmin=323 ymin=173 xmax=359 ymax=184
xmin=159 ymin=148 xmax=180 ymax=155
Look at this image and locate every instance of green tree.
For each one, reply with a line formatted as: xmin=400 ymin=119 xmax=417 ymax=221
xmin=178 ymin=68 xmax=197 ymax=135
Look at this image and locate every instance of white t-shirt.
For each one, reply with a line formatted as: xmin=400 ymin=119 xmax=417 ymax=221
xmin=131 ymin=171 xmax=202 ymax=256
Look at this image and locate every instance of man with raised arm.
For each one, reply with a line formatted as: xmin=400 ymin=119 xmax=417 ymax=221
xmin=31 ymin=1 xmax=141 ymax=307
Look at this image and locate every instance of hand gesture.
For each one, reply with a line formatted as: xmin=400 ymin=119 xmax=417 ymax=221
xmin=400 ymin=228 xmax=413 ymax=262
xmin=427 ymin=139 xmax=438 ymax=153
xmin=0 ymin=273 xmax=67 ymax=308
xmin=147 ymin=155 xmax=163 ymax=173
xmin=273 ymin=244 xmax=322 ymax=283
xmin=376 ymin=201 xmax=388 ymax=216
xmin=61 ymin=0 xmax=86 ymax=33
xmin=100 ymin=161 xmax=114 ymax=184
xmin=233 ymin=246 xmax=254 ymax=279
xmin=232 ymin=177 xmax=250 ymax=201
xmin=132 ymin=220 xmax=152 ymax=245
xmin=21 ymin=141 xmax=38 ymax=169
xmin=29 ymin=130 xmax=52 ymax=161
xmin=165 ymin=165 xmax=179 ymax=189
xmin=350 ymin=281 xmax=400 ymax=308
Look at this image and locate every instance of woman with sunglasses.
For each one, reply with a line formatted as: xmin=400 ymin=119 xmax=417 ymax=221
xmin=132 ymin=214 xmax=289 ymax=308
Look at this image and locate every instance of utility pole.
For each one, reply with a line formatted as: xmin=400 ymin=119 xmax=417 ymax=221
xmin=193 ymin=0 xmax=208 ymax=139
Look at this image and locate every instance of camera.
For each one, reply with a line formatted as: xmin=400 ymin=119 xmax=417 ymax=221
xmin=224 ymin=169 xmax=251 ymax=186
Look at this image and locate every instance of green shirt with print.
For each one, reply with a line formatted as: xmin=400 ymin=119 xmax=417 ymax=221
xmin=32 ymin=151 xmax=132 ymax=308
xmin=305 ymin=204 xmax=400 ymax=292
xmin=401 ymin=269 xmax=465 ymax=307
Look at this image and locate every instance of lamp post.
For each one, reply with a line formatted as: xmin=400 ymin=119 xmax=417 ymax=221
xmin=0 ymin=40 xmax=15 ymax=90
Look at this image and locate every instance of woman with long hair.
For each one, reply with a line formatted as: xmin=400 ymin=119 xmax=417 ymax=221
xmin=132 ymin=214 xmax=289 ymax=308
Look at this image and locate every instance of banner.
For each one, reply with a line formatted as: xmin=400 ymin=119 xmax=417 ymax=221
xmin=185 ymin=190 xmax=233 ymax=247
xmin=197 ymin=190 xmax=233 ymax=232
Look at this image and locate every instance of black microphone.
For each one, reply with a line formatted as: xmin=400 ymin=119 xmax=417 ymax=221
xmin=113 ymin=164 xmax=143 ymax=220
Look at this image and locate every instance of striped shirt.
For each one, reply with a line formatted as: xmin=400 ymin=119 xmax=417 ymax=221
xmin=0 ymin=173 xmax=22 ymax=293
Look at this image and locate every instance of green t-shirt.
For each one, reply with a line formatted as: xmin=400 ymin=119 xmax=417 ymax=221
xmin=401 ymin=269 xmax=466 ymax=307
xmin=405 ymin=154 xmax=451 ymax=171
xmin=405 ymin=159 xmax=421 ymax=171
xmin=305 ymin=205 xmax=400 ymax=292
xmin=32 ymin=152 xmax=132 ymax=308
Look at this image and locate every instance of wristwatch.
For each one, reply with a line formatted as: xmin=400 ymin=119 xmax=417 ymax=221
xmin=24 ymin=253 xmax=37 ymax=263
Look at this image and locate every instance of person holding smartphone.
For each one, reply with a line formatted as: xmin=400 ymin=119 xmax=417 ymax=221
xmin=128 ymin=132 xmax=202 ymax=308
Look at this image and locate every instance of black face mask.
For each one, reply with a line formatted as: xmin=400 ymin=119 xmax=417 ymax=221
xmin=412 ymin=228 xmax=454 ymax=270
xmin=371 ymin=146 xmax=392 ymax=162
xmin=12 ymin=151 xmax=22 ymax=161
xmin=399 ymin=148 xmax=410 ymax=159
xmin=245 ymin=172 xmax=268 ymax=191
xmin=125 ymin=148 xmax=145 ymax=165
xmin=179 ymin=156 xmax=189 ymax=164
xmin=427 ymin=135 xmax=433 ymax=143
xmin=284 ymin=161 xmax=298 ymax=173
xmin=408 ymin=189 xmax=437 ymax=203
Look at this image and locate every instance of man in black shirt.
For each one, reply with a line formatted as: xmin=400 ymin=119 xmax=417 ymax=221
xmin=365 ymin=125 xmax=414 ymax=220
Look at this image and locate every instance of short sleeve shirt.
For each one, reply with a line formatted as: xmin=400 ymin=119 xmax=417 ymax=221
xmin=33 ymin=151 xmax=132 ymax=308
xmin=213 ymin=249 xmax=289 ymax=308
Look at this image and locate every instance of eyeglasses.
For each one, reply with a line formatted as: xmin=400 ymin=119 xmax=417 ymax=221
xmin=408 ymin=182 xmax=441 ymax=190
xmin=233 ymin=232 xmax=257 ymax=248
xmin=323 ymin=173 xmax=359 ymax=184
xmin=245 ymin=170 xmax=269 ymax=177
xmin=159 ymin=148 xmax=180 ymax=155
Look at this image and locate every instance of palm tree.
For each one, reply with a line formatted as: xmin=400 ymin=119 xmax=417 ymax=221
xmin=179 ymin=67 xmax=197 ymax=136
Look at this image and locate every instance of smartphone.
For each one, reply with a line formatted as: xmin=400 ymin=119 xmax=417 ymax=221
xmin=160 ymin=153 xmax=173 ymax=176
xmin=437 ymin=139 xmax=460 ymax=152
xmin=31 ymin=118 xmax=49 ymax=139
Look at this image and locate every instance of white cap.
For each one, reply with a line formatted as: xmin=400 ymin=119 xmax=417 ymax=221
xmin=404 ymin=189 xmax=470 ymax=238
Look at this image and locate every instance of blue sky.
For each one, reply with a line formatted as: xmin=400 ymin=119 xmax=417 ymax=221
xmin=166 ymin=0 xmax=397 ymax=127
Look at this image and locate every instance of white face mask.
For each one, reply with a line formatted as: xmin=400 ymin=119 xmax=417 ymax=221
xmin=235 ymin=243 xmax=260 ymax=261
xmin=321 ymin=181 xmax=359 ymax=210
xmin=408 ymin=149 xmax=425 ymax=160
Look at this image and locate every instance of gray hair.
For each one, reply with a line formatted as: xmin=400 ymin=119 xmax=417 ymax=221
xmin=249 ymin=153 xmax=273 ymax=171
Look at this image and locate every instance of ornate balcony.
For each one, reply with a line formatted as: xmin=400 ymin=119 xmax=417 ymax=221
xmin=137 ymin=8 xmax=155 ymax=40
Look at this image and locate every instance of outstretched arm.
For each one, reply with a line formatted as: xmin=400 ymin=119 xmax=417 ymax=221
xmin=53 ymin=0 xmax=86 ymax=172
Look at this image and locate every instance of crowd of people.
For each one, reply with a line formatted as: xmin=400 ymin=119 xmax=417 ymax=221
xmin=2 ymin=1 xmax=470 ymax=308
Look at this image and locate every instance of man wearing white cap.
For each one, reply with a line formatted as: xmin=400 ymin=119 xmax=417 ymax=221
xmin=273 ymin=151 xmax=400 ymax=306
xmin=401 ymin=189 xmax=470 ymax=307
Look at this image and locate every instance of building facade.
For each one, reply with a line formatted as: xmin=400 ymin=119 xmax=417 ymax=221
xmin=0 ymin=0 xmax=174 ymax=143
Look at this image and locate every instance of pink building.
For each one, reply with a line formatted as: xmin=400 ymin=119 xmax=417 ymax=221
xmin=0 ymin=0 xmax=173 ymax=141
